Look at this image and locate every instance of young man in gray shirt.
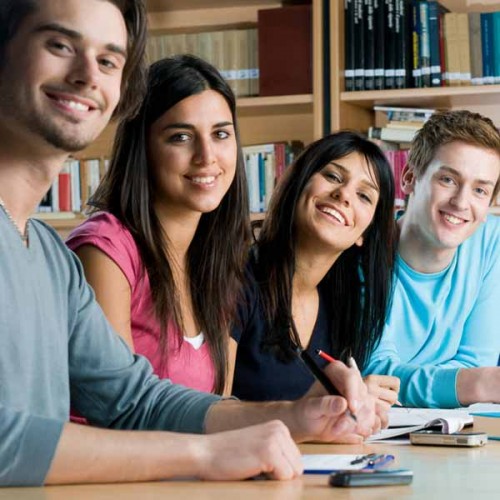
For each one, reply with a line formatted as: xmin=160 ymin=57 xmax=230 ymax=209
xmin=0 ymin=0 xmax=380 ymax=486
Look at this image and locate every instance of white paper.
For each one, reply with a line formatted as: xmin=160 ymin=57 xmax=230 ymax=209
xmin=301 ymin=454 xmax=367 ymax=472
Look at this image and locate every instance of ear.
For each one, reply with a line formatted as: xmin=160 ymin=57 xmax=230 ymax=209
xmin=401 ymin=163 xmax=417 ymax=195
xmin=354 ymin=235 xmax=364 ymax=247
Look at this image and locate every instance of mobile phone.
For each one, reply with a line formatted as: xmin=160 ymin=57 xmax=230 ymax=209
xmin=409 ymin=430 xmax=488 ymax=447
xmin=329 ymin=469 xmax=413 ymax=487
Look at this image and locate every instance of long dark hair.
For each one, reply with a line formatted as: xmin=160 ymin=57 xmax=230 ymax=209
xmin=254 ymin=131 xmax=396 ymax=370
xmin=90 ymin=55 xmax=250 ymax=394
xmin=0 ymin=0 xmax=147 ymax=120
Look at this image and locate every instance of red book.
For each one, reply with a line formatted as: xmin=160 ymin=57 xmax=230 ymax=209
xmin=258 ymin=4 xmax=312 ymax=96
xmin=58 ymin=165 xmax=72 ymax=212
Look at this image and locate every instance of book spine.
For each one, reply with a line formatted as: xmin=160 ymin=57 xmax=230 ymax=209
xmin=373 ymin=0 xmax=385 ymax=90
xmin=384 ymin=0 xmax=396 ymax=89
xmin=369 ymin=126 xmax=418 ymax=142
xmin=419 ymin=1 xmax=431 ymax=87
xmin=344 ymin=0 xmax=355 ymax=91
xmin=354 ymin=0 xmax=365 ymax=90
xmin=468 ymin=12 xmax=483 ymax=85
xmin=411 ymin=0 xmax=422 ymax=88
xmin=364 ymin=0 xmax=375 ymax=90
xmin=480 ymin=13 xmax=494 ymax=85
xmin=457 ymin=13 xmax=471 ymax=86
xmin=58 ymin=164 xmax=72 ymax=213
xmin=428 ymin=1 xmax=442 ymax=87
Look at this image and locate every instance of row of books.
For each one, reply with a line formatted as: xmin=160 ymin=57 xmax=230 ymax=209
xmin=36 ymin=158 xmax=107 ymax=217
xmin=244 ymin=141 xmax=303 ymax=213
xmin=345 ymin=0 xmax=500 ymax=91
xmin=146 ymin=29 xmax=259 ymax=97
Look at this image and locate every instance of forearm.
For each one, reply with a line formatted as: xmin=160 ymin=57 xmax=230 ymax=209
xmin=46 ymin=422 xmax=203 ymax=484
xmin=456 ymin=367 xmax=500 ymax=406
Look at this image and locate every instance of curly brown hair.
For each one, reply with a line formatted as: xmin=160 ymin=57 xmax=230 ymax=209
xmin=409 ymin=110 xmax=500 ymax=199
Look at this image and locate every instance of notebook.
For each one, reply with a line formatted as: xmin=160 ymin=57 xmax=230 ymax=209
xmin=367 ymin=407 xmax=474 ymax=442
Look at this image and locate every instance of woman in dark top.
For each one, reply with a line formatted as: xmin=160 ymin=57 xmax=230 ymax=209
xmin=232 ymin=131 xmax=399 ymax=403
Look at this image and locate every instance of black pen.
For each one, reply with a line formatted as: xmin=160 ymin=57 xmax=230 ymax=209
xmin=298 ymin=348 xmax=357 ymax=422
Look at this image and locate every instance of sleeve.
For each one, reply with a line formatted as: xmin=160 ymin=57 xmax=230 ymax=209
xmin=365 ymin=220 xmax=500 ymax=408
xmin=66 ymin=213 xmax=139 ymax=287
xmin=0 ymin=406 xmax=63 ymax=486
xmin=66 ymin=251 xmax=221 ymax=433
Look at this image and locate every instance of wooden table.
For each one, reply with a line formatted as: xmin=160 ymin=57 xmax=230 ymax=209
xmin=2 ymin=417 xmax=499 ymax=499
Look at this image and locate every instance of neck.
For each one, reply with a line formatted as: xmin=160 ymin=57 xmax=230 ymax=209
xmin=293 ymin=240 xmax=340 ymax=295
xmin=0 ymin=142 xmax=69 ymax=231
xmin=155 ymin=202 xmax=202 ymax=267
xmin=397 ymin=215 xmax=456 ymax=273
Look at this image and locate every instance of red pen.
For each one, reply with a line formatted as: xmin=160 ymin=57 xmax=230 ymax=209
xmin=315 ymin=349 xmax=337 ymax=364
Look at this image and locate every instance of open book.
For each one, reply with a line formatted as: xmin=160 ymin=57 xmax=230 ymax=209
xmin=367 ymin=407 xmax=473 ymax=442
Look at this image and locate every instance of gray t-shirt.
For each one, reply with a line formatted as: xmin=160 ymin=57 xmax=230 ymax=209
xmin=0 ymin=212 xmax=220 ymax=486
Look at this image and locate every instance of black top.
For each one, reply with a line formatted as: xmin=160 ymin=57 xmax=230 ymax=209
xmin=231 ymin=270 xmax=334 ymax=401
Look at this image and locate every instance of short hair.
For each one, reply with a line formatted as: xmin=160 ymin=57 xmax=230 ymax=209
xmin=409 ymin=110 xmax=500 ymax=199
xmin=0 ymin=0 xmax=147 ymax=120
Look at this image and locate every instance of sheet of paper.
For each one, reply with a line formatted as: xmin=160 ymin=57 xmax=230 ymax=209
xmin=301 ymin=454 xmax=366 ymax=472
xmin=388 ymin=407 xmax=472 ymax=428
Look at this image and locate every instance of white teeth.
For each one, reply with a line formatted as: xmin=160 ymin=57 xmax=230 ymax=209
xmin=319 ymin=206 xmax=346 ymax=225
xmin=191 ymin=176 xmax=215 ymax=184
xmin=58 ymin=99 xmax=90 ymax=112
xmin=444 ymin=213 xmax=463 ymax=225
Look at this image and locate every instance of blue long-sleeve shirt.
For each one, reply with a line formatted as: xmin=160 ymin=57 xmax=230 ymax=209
xmin=364 ymin=216 xmax=500 ymax=408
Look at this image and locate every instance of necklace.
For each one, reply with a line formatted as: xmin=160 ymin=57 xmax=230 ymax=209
xmin=0 ymin=196 xmax=29 ymax=243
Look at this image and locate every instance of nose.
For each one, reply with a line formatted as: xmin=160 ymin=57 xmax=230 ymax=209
xmin=67 ymin=53 xmax=100 ymax=89
xmin=193 ymin=137 xmax=216 ymax=166
xmin=331 ymin=185 xmax=351 ymax=205
xmin=449 ymin=185 xmax=468 ymax=209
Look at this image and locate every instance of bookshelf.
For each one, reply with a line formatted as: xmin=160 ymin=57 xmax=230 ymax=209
xmin=328 ymin=0 xmax=500 ymax=215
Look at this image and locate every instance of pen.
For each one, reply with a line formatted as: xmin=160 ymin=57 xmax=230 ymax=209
xmin=350 ymin=453 xmax=378 ymax=465
xmin=363 ymin=454 xmax=395 ymax=469
xmin=299 ymin=348 xmax=357 ymax=422
xmin=316 ymin=349 xmax=336 ymax=364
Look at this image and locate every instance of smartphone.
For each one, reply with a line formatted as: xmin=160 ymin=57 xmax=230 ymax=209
xmin=329 ymin=469 xmax=413 ymax=487
xmin=410 ymin=430 xmax=488 ymax=447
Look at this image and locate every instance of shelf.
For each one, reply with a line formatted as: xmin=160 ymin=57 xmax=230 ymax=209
xmin=490 ymin=206 xmax=500 ymax=216
xmin=32 ymin=215 xmax=85 ymax=230
xmin=340 ymin=85 xmax=500 ymax=110
xmin=146 ymin=1 xmax=281 ymax=12
xmin=237 ymin=94 xmax=313 ymax=115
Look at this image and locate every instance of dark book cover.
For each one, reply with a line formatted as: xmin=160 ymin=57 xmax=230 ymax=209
xmin=373 ymin=0 xmax=385 ymax=90
xmin=480 ymin=12 xmax=494 ymax=84
xmin=258 ymin=4 xmax=312 ymax=96
xmin=428 ymin=1 xmax=446 ymax=87
xmin=364 ymin=0 xmax=375 ymax=90
xmin=394 ymin=0 xmax=411 ymax=89
xmin=384 ymin=0 xmax=396 ymax=89
xmin=354 ymin=0 xmax=365 ymax=90
xmin=345 ymin=0 xmax=355 ymax=91
xmin=411 ymin=0 xmax=422 ymax=88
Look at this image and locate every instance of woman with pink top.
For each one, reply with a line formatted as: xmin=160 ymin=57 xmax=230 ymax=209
xmin=67 ymin=55 xmax=250 ymax=395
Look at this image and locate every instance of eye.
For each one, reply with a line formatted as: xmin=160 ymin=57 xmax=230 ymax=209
xmin=168 ymin=133 xmax=191 ymax=143
xmin=358 ymin=192 xmax=373 ymax=204
xmin=439 ymin=175 xmax=456 ymax=185
xmin=47 ymin=39 xmax=73 ymax=54
xmin=98 ymin=57 xmax=120 ymax=70
xmin=324 ymin=170 xmax=342 ymax=183
xmin=214 ymin=129 xmax=231 ymax=140
xmin=474 ymin=186 xmax=489 ymax=197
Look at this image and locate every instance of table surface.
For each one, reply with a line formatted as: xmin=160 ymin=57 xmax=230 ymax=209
xmin=3 ymin=417 xmax=500 ymax=499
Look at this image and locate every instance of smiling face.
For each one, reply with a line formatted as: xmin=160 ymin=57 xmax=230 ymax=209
xmin=403 ymin=141 xmax=500 ymax=253
xmin=295 ymin=151 xmax=380 ymax=253
xmin=0 ymin=0 xmax=127 ymax=153
xmin=147 ymin=89 xmax=238 ymax=218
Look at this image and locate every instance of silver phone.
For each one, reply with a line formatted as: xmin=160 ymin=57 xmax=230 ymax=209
xmin=410 ymin=430 xmax=488 ymax=447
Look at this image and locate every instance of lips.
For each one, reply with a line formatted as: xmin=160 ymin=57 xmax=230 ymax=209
xmin=441 ymin=211 xmax=468 ymax=225
xmin=317 ymin=204 xmax=348 ymax=225
xmin=45 ymin=90 xmax=100 ymax=112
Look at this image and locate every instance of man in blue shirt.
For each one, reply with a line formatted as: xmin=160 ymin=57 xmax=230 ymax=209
xmin=365 ymin=110 xmax=500 ymax=408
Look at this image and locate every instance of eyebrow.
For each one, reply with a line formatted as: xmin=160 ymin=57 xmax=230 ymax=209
xmin=328 ymin=161 xmax=380 ymax=192
xmin=34 ymin=22 xmax=128 ymax=58
xmin=161 ymin=121 xmax=234 ymax=132
xmin=438 ymin=166 xmax=496 ymax=187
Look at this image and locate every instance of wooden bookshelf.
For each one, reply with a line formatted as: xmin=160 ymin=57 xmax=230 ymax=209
xmin=328 ymin=0 xmax=500 ymax=132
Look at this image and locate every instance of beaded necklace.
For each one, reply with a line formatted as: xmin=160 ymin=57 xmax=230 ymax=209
xmin=0 ymin=196 xmax=29 ymax=243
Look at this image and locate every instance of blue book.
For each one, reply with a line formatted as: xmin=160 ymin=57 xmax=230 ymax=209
xmin=480 ymin=12 xmax=495 ymax=84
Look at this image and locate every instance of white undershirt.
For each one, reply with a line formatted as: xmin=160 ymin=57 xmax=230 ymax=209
xmin=183 ymin=332 xmax=205 ymax=350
